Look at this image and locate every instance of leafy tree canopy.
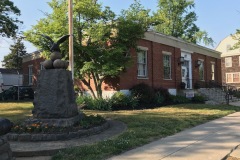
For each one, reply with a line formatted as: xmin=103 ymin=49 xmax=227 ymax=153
xmin=232 ymin=30 xmax=240 ymax=49
xmin=153 ymin=0 xmax=213 ymax=46
xmin=2 ymin=36 xmax=27 ymax=69
xmin=24 ymin=0 xmax=152 ymax=98
xmin=0 ymin=0 xmax=22 ymax=38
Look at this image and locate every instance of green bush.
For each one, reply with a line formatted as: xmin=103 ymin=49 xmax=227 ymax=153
xmin=130 ymin=83 xmax=155 ymax=105
xmin=154 ymin=92 xmax=165 ymax=105
xmin=169 ymin=95 xmax=190 ymax=104
xmin=191 ymin=95 xmax=206 ymax=103
xmin=154 ymin=87 xmax=170 ymax=105
xmin=110 ymin=92 xmax=138 ymax=110
xmin=76 ymin=96 xmax=112 ymax=111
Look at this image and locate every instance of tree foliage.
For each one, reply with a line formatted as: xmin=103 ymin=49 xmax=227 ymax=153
xmin=232 ymin=30 xmax=240 ymax=49
xmin=24 ymin=0 xmax=151 ymax=98
xmin=0 ymin=0 xmax=22 ymax=38
xmin=2 ymin=37 xmax=27 ymax=69
xmin=153 ymin=0 xmax=213 ymax=46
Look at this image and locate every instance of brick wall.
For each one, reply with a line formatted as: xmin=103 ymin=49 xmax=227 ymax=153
xmin=22 ymin=57 xmax=45 ymax=89
xmin=22 ymin=40 xmax=222 ymax=92
xmin=222 ymin=55 xmax=240 ymax=87
xmin=119 ymin=39 xmax=221 ymax=90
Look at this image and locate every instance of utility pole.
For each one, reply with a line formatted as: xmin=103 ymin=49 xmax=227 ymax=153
xmin=68 ymin=0 xmax=74 ymax=80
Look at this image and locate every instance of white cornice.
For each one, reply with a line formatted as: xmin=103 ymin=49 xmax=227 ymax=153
xmin=144 ymin=31 xmax=221 ymax=59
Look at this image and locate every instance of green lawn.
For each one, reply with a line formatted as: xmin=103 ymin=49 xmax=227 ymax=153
xmin=0 ymin=102 xmax=33 ymax=123
xmin=0 ymin=102 xmax=239 ymax=160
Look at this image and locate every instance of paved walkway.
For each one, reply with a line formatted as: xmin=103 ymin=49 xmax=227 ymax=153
xmin=108 ymin=106 xmax=240 ymax=160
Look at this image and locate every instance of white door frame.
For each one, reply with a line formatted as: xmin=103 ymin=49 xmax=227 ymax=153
xmin=181 ymin=50 xmax=193 ymax=89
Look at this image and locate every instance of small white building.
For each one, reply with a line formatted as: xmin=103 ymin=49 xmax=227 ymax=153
xmin=0 ymin=68 xmax=23 ymax=91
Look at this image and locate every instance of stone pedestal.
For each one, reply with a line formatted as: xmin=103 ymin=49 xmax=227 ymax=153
xmin=31 ymin=69 xmax=79 ymax=127
xmin=0 ymin=136 xmax=14 ymax=160
xmin=0 ymin=118 xmax=14 ymax=160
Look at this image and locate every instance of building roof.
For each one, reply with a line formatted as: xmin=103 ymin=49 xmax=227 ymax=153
xmin=0 ymin=68 xmax=22 ymax=74
xmin=22 ymin=50 xmax=42 ymax=63
xmin=22 ymin=31 xmax=222 ymax=61
xmin=144 ymin=31 xmax=221 ymax=59
xmin=215 ymin=35 xmax=240 ymax=57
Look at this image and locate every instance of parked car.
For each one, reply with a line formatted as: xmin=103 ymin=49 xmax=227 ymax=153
xmin=1 ymin=86 xmax=34 ymax=100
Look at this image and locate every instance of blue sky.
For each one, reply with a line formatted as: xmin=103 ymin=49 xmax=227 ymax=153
xmin=0 ymin=0 xmax=240 ymax=67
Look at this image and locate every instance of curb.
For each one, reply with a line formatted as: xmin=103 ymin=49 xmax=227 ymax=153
xmin=8 ymin=121 xmax=110 ymax=142
xmin=224 ymin=144 xmax=240 ymax=160
xmin=10 ymin=120 xmax=127 ymax=157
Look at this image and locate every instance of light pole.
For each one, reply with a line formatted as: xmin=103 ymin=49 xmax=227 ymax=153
xmin=68 ymin=0 xmax=74 ymax=80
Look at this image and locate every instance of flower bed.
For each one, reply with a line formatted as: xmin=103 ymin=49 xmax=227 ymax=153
xmin=7 ymin=115 xmax=109 ymax=142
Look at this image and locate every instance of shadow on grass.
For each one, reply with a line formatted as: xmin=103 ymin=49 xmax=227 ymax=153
xmin=164 ymin=103 xmax=240 ymax=112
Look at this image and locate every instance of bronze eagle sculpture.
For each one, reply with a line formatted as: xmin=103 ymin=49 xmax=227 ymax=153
xmin=40 ymin=34 xmax=70 ymax=52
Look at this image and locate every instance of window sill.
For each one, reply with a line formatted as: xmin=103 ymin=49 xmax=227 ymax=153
xmin=137 ymin=77 xmax=149 ymax=80
xmin=163 ymin=79 xmax=172 ymax=80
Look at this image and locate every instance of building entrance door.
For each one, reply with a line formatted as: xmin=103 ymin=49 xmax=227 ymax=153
xmin=181 ymin=61 xmax=190 ymax=89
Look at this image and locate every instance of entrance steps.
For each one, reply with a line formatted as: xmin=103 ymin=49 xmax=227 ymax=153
xmin=198 ymin=88 xmax=239 ymax=104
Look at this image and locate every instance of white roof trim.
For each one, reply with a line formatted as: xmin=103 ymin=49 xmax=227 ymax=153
xmin=144 ymin=31 xmax=221 ymax=59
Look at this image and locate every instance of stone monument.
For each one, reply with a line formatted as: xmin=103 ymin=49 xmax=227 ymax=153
xmin=28 ymin=35 xmax=81 ymax=127
xmin=0 ymin=118 xmax=14 ymax=160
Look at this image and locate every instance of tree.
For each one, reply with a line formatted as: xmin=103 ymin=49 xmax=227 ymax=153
xmin=24 ymin=0 xmax=151 ymax=98
xmin=2 ymin=37 xmax=27 ymax=69
xmin=0 ymin=0 xmax=22 ymax=38
xmin=232 ymin=30 xmax=240 ymax=49
xmin=153 ymin=0 xmax=213 ymax=46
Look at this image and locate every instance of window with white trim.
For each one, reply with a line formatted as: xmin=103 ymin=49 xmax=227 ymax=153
xmin=28 ymin=65 xmax=33 ymax=85
xmin=199 ymin=60 xmax=204 ymax=81
xmin=137 ymin=50 xmax=147 ymax=77
xmin=239 ymin=56 xmax=240 ymax=66
xmin=225 ymin=57 xmax=232 ymax=67
xmin=226 ymin=72 xmax=240 ymax=83
xmin=163 ymin=54 xmax=171 ymax=79
xmin=211 ymin=62 xmax=215 ymax=81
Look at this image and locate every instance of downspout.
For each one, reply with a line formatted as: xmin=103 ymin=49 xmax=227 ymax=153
xmin=151 ymin=41 xmax=154 ymax=88
xmin=205 ymin=55 xmax=207 ymax=86
xmin=174 ymin=47 xmax=177 ymax=90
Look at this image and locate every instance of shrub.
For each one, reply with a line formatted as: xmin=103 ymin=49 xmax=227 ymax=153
xmin=76 ymin=96 xmax=112 ymax=111
xmin=110 ymin=92 xmax=138 ymax=110
xmin=130 ymin=83 xmax=155 ymax=105
xmin=76 ymin=95 xmax=92 ymax=106
xmin=88 ymin=98 xmax=112 ymax=111
xmin=233 ymin=90 xmax=240 ymax=98
xmin=154 ymin=87 xmax=171 ymax=105
xmin=169 ymin=95 xmax=190 ymax=104
xmin=191 ymin=95 xmax=206 ymax=103
xmin=154 ymin=92 xmax=165 ymax=105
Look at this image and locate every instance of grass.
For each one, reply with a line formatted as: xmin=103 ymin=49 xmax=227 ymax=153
xmin=0 ymin=102 xmax=33 ymax=123
xmin=52 ymin=104 xmax=240 ymax=160
xmin=0 ymin=102 xmax=240 ymax=160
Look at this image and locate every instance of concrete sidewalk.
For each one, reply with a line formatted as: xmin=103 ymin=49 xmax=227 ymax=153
xmin=108 ymin=111 xmax=240 ymax=160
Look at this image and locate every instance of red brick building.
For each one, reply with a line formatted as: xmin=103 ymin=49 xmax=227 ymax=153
xmin=216 ymin=35 xmax=240 ymax=89
xmin=22 ymin=51 xmax=45 ymax=89
xmin=22 ymin=31 xmax=222 ymax=96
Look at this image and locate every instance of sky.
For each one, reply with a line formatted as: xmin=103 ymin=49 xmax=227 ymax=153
xmin=0 ymin=0 xmax=240 ymax=67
